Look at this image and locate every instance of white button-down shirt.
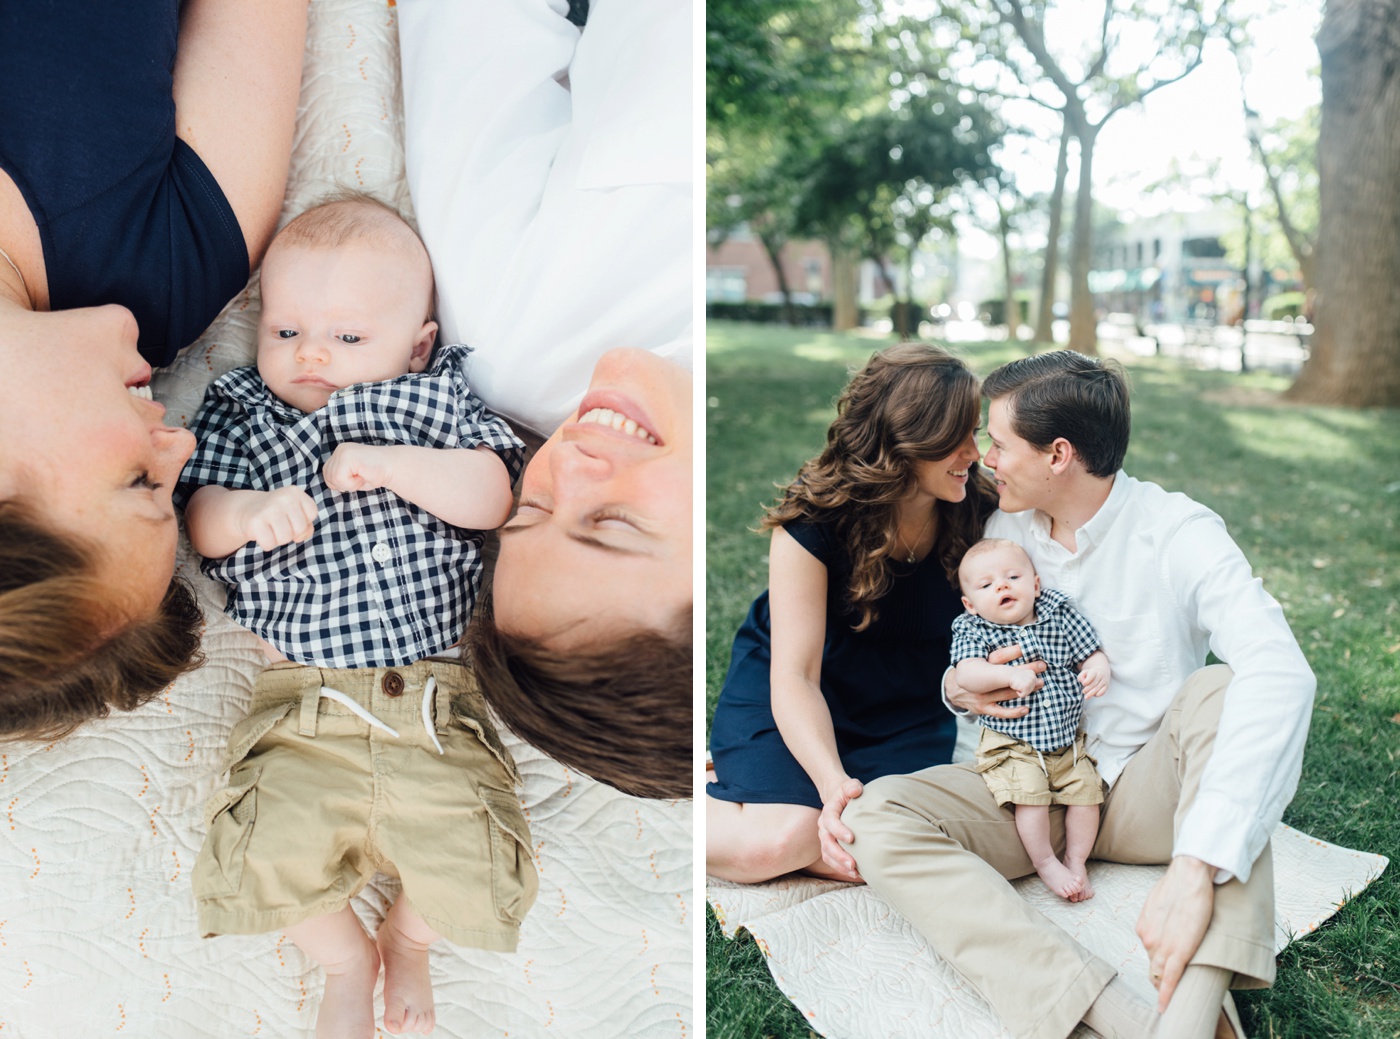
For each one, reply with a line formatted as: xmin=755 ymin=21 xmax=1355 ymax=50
xmin=973 ymin=472 xmax=1314 ymax=883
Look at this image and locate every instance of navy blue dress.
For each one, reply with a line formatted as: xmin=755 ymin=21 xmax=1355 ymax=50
xmin=707 ymin=518 xmax=962 ymax=809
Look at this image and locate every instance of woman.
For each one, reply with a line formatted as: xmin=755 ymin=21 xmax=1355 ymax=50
xmin=707 ymin=343 xmax=997 ymax=883
xmin=0 ymin=0 xmax=308 ymax=736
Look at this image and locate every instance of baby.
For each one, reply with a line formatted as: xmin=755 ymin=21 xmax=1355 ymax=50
xmin=175 ymin=195 xmax=536 ymax=1038
xmin=951 ymin=538 xmax=1110 ymax=901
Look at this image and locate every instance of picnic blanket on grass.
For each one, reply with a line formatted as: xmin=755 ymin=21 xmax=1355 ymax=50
xmin=707 ymin=823 xmax=1386 ymax=1039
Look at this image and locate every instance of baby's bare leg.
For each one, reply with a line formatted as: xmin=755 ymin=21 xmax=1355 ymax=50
xmin=379 ymin=896 xmax=442 ymax=1035
xmin=1063 ymin=803 xmax=1100 ymax=902
xmin=286 ymin=906 xmax=381 ymax=1039
xmin=1015 ymin=804 xmax=1083 ymax=899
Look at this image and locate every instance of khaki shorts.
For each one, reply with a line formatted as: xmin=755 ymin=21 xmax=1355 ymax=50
xmin=193 ymin=659 xmax=537 ymax=951
xmin=974 ymin=728 xmax=1104 ymax=808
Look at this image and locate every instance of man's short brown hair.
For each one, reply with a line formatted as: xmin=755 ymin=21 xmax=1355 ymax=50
xmin=0 ymin=503 xmax=205 ymax=741
xmin=468 ymin=598 xmax=692 ymax=801
xmin=982 ymin=350 xmax=1131 ymax=478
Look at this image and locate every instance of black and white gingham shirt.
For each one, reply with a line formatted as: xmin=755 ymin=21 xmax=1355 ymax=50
xmin=175 ymin=344 xmax=524 ymax=668
xmin=949 ymin=589 xmax=1102 ymax=752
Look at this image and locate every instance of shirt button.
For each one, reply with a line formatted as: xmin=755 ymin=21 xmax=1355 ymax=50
xmin=382 ymin=671 xmax=405 ymax=697
xmin=371 ymin=542 xmax=392 ymax=564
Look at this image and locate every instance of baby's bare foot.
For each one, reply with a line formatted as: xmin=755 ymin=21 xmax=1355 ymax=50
xmin=1066 ymin=859 xmax=1095 ymax=902
xmin=379 ymin=917 xmax=436 ymax=1035
xmin=315 ymin=936 xmax=380 ymax=1039
xmin=1033 ymin=855 xmax=1084 ymax=900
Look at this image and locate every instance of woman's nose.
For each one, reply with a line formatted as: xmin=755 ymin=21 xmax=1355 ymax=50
xmin=154 ymin=425 xmax=197 ymax=479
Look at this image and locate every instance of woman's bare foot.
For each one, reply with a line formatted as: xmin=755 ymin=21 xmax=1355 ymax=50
xmin=378 ymin=899 xmax=441 ymax=1035
xmin=1066 ymin=858 xmax=1095 ymax=902
xmin=1032 ymin=854 xmax=1084 ymax=900
xmin=315 ymin=933 xmax=381 ymax=1039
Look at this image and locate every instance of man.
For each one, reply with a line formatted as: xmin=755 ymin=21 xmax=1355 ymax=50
xmin=837 ymin=351 xmax=1314 ymax=1039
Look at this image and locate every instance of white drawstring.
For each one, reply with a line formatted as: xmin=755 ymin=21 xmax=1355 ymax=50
xmin=320 ymin=686 xmax=400 ymax=738
xmin=421 ymin=676 xmax=444 ymax=755
xmin=317 ymin=679 xmax=443 ymax=752
xmin=1035 ymin=747 xmax=1048 ymax=776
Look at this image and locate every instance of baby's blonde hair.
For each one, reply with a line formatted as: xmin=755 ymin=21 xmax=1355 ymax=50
xmin=956 ymin=537 xmax=1035 ymax=592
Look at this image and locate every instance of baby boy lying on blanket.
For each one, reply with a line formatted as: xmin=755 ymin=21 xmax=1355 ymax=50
xmin=952 ymin=537 xmax=1109 ymax=902
xmin=175 ymin=195 xmax=536 ymax=1039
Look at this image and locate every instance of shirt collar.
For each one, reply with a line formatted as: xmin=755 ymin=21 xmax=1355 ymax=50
xmin=1027 ymin=471 xmax=1129 ymax=555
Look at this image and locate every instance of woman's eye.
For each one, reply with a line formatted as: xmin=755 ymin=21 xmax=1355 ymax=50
xmin=592 ymin=509 xmax=640 ymax=531
xmin=277 ymin=329 xmax=298 ymax=339
xmin=338 ymin=334 xmax=361 ymax=344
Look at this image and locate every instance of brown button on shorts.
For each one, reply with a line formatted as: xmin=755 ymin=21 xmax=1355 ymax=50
xmin=974 ymin=728 xmax=1105 ymax=808
xmin=193 ymin=658 xmax=538 ymax=951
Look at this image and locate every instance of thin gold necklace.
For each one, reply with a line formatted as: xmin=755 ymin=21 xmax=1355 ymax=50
xmin=896 ymin=509 xmax=934 ymax=563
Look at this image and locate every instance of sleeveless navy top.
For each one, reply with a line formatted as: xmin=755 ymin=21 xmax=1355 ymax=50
xmin=0 ymin=0 xmax=249 ymax=366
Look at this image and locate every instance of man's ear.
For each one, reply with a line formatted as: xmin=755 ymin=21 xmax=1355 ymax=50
xmin=1047 ymin=437 xmax=1077 ymax=475
xmin=408 ymin=320 xmax=438 ymax=372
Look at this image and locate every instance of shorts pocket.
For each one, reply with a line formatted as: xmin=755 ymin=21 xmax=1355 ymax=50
xmin=452 ymin=696 xmax=520 ymax=786
xmin=193 ymin=765 xmax=261 ymax=899
xmin=477 ymin=785 xmax=538 ymax=925
xmin=224 ymin=700 xmax=298 ymax=766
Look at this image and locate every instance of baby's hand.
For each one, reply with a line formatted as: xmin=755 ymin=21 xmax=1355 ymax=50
xmin=241 ymin=486 xmax=318 ymax=551
xmin=1078 ymin=651 xmax=1110 ymax=698
xmin=324 ymin=443 xmax=395 ymax=493
xmin=1007 ymin=666 xmax=1041 ymax=696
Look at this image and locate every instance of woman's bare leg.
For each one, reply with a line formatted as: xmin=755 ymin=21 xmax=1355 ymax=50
xmin=286 ymin=906 xmax=380 ymax=1039
xmin=707 ymin=794 xmax=858 ymax=883
xmin=378 ymin=897 xmax=442 ymax=1035
xmin=171 ymin=0 xmax=309 ymax=269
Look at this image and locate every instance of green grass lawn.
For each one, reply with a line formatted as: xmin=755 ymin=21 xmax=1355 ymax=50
xmin=705 ymin=320 xmax=1400 ymax=1039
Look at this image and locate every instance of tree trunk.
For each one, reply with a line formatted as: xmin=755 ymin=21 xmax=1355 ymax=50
xmin=1034 ymin=123 xmax=1070 ymax=344
xmin=757 ymin=230 xmax=798 ymax=326
xmin=1288 ymin=0 xmax=1400 ymax=406
xmin=1067 ymin=127 xmax=1099 ymax=355
xmin=997 ymin=199 xmax=1019 ymax=336
xmin=831 ymin=240 xmax=860 ymax=332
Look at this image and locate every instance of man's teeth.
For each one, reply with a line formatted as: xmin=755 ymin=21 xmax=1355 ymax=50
xmin=128 ymin=384 xmax=153 ymax=400
xmin=578 ymin=407 xmax=658 ymax=444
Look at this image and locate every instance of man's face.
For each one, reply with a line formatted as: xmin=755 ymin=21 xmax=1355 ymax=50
xmin=492 ymin=348 xmax=692 ymax=647
xmin=983 ymin=397 xmax=1056 ymax=514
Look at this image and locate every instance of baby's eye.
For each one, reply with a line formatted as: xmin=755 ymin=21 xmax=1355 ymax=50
xmin=337 ymin=334 xmax=361 ymax=344
xmin=277 ymin=329 xmax=298 ymax=339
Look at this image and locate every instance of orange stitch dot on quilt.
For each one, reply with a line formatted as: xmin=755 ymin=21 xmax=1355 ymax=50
xmin=354 ymin=157 xmax=365 ymax=186
xmin=341 ymin=124 xmax=352 ymax=154
xmin=22 ymin=962 xmax=32 ymax=989
xmin=556 ymin=889 xmax=567 ymax=919
xmin=8 ymin=797 xmax=17 ymax=831
xmin=0 ymin=919 xmax=7 ymax=947
xmin=161 ymin=974 xmax=171 ymax=1003
xmin=676 ymin=1012 xmax=686 ymax=1037
xmin=185 ymin=731 xmax=195 ymax=762
xmin=139 ymin=928 xmax=149 ymax=958
xmin=138 ymin=766 xmax=149 ymax=798
xmin=380 ymin=96 xmax=389 ymax=122
xmin=640 ymin=927 xmax=648 ymax=954
xmin=115 ymin=1003 xmax=124 ymax=1030
xmin=28 ymin=849 xmax=39 ymax=879
xmin=675 ymin=893 xmax=687 ymax=925
xmin=345 ymin=23 xmax=356 ymax=49
xmin=533 ymin=840 xmax=544 ymax=871
xmin=170 ymin=849 xmax=180 ymax=882
xmin=635 ymin=810 xmax=643 ymax=839
xmin=523 ymin=959 xmax=533 ymax=985
xmin=649 ymin=851 xmax=660 ymax=880
xmin=297 ymin=978 xmax=306 ymax=1012
xmin=562 ymin=768 xmax=572 ymax=798
xmin=650 ymin=963 xmax=660 ymax=996
xmin=544 ymin=1000 xmax=555 ymax=1027
xmin=125 ymin=889 xmax=136 ymax=919
xmin=1 ymin=753 xmax=8 ymax=784
xmin=252 ymin=1009 xmax=262 ymax=1034
xmin=358 ymin=56 xmax=369 ymax=81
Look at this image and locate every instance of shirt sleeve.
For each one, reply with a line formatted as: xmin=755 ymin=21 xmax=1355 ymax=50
xmin=451 ymin=369 xmax=527 ymax=483
xmin=1164 ymin=511 xmax=1315 ymax=883
xmin=171 ymin=386 xmax=256 ymax=508
xmin=949 ymin=614 xmax=988 ymax=664
xmin=1058 ymin=602 xmax=1103 ymax=664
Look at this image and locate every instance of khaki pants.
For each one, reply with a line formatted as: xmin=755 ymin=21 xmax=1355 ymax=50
xmin=843 ymin=666 xmax=1276 ymax=1039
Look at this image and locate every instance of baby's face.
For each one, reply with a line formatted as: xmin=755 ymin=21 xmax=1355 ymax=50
xmin=959 ymin=543 xmax=1040 ymax=625
xmin=256 ymin=241 xmax=436 ymax=413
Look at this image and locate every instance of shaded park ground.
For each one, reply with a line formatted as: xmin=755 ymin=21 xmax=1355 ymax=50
xmin=705 ymin=320 xmax=1400 ymax=1039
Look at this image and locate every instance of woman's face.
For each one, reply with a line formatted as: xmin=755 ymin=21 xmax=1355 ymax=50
xmin=0 ymin=303 xmax=196 ymax=619
xmin=493 ymin=348 xmax=692 ymax=646
xmin=911 ymin=427 xmax=982 ymax=503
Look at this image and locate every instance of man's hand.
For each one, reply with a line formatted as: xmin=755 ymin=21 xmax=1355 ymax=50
xmin=240 ymin=486 xmax=318 ymax=551
xmin=946 ymin=645 xmax=1046 ymax=718
xmin=817 ymin=776 xmax=864 ymax=882
xmin=1136 ymin=855 xmax=1215 ymax=1011
xmin=324 ymin=443 xmax=396 ymax=494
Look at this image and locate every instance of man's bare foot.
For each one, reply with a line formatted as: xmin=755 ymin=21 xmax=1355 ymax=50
xmin=315 ymin=933 xmax=380 ymax=1039
xmin=1032 ymin=855 xmax=1084 ymax=899
xmin=378 ymin=915 xmax=437 ymax=1035
xmin=1066 ymin=859 xmax=1095 ymax=902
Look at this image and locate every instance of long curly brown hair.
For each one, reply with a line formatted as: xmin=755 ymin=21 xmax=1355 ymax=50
xmin=761 ymin=343 xmax=997 ymax=631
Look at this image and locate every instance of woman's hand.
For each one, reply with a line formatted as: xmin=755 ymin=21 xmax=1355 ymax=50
xmin=817 ymin=776 xmax=864 ymax=881
xmin=945 ymin=645 xmax=1046 ymax=718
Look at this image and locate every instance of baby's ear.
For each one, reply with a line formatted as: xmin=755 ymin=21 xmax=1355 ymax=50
xmin=408 ymin=320 xmax=438 ymax=372
xmin=961 ymin=595 xmax=976 ymax=614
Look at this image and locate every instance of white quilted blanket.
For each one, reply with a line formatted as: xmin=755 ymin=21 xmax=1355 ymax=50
xmin=708 ymin=824 xmax=1387 ymax=1039
xmin=0 ymin=3 xmax=691 ymax=1036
